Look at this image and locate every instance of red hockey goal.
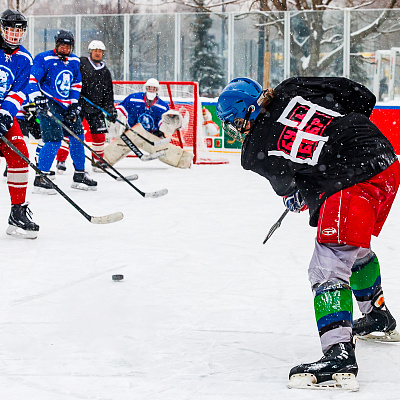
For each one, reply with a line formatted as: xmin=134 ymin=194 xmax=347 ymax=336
xmin=112 ymin=80 xmax=228 ymax=165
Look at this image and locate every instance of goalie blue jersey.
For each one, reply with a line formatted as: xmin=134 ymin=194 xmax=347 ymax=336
xmin=0 ymin=44 xmax=32 ymax=119
xmin=116 ymin=92 xmax=169 ymax=133
xmin=30 ymin=49 xmax=82 ymax=109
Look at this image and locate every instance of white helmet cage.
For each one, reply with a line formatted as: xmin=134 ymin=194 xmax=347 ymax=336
xmin=88 ymin=40 xmax=106 ymax=51
xmin=144 ymin=78 xmax=160 ymax=100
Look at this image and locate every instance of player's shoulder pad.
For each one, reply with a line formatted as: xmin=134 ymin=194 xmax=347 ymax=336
xmin=15 ymin=45 xmax=33 ymax=65
xmin=68 ymin=53 xmax=80 ymax=63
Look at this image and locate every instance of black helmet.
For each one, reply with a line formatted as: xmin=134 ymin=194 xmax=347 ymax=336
xmin=0 ymin=9 xmax=27 ymax=49
xmin=54 ymin=29 xmax=75 ymax=47
xmin=54 ymin=29 xmax=74 ymax=60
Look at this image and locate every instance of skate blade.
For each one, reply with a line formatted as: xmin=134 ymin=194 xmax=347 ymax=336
xmin=288 ymin=373 xmax=359 ymax=391
xmin=6 ymin=225 xmax=38 ymax=239
xmin=357 ymin=329 xmax=400 ymax=342
xmin=71 ymin=182 xmax=98 ymax=191
xmin=32 ymin=186 xmax=57 ymax=195
xmin=92 ymin=166 xmax=106 ymax=173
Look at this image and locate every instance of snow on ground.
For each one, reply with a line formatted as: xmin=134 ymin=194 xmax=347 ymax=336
xmin=0 ymin=148 xmax=399 ymax=399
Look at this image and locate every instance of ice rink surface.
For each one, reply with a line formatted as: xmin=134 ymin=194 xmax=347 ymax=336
xmin=0 ymin=149 xmax=399 ymax=399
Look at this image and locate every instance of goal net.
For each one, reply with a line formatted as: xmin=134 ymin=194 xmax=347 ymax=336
xmin=111 ymin=81 xmax=228 ymax=165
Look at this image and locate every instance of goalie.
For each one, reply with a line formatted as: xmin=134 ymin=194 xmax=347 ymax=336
xmin=103 ymin=78 xmax=193 ymax=169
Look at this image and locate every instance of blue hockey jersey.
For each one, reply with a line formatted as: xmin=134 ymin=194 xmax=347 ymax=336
xmin=116 ymin=92 xmax=169 ymax=133
xmin=30 ymin=49 xmax=82 ymax=109
xmin=0 ymin=44 xmax=32 ymax=119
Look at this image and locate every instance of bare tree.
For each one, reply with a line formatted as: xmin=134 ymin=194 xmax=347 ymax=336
xmin=7 ymin=0 xmax=36 ymax=13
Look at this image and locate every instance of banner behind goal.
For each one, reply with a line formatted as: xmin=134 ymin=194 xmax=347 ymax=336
xmin=112 ymin=81 xmax=228 ymax=165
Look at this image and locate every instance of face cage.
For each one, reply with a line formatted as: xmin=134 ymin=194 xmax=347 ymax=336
xmin=222 ymin=121 xmax=245 ymax=143
xmin=1 ymin=26 xmax=27 ymax=47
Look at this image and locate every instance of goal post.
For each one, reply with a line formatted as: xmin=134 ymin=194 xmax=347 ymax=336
xmin=112 ymin=80 xmax=229 ymax=165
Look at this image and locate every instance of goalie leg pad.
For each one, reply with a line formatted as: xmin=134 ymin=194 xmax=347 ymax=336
xmin=129 ymin=124 xmax=193 ymax=169
xmin=103 ymin=137 xmax=131 ymax=166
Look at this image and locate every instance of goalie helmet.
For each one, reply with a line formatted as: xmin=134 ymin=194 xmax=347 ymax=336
xmin=88 ymin=40 xmax=106 ymax=51
xmin=216 ymin=77 xmax=262 ymax=142
xmin=0 ymin=9 xmax=27 ymax=49
xmin=144 ymin=78 xmax=160 ymax=101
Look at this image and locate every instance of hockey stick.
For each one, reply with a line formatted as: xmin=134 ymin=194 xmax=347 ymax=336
xmin=46 ymin=110 xmax=167 ymax=198
xmin=262 ymin=209 xmax=289 ymax=244
xmin=82 ymin=96 xmax=170 ymax=146
xmin=0 ymin=136 xmax=123 ymax=224
xmin=120 ymin=133 xmax=166 ymax=161
xmin=61 ymin=138 xmax=138 ymax=182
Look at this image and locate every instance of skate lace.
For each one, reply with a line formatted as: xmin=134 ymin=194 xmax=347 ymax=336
xmin=21 ymin=202 xmax=34 ymax=221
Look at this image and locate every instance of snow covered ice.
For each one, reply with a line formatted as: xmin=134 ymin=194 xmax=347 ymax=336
xmin=0 ymin=149 xmax=400 ymax=399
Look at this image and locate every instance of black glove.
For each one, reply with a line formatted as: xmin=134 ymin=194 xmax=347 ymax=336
xmin=34 ymin=96 xmax=49 ymax=113
xmin=0 ymin=113 xmax=13 ymax=137
xmin=23 ymin=102 xmax=38 ymax=123
xmin=65 ymin=103 xmax=82 ymax=123
xmin=107 ymin=108 xmax=118 ymax=123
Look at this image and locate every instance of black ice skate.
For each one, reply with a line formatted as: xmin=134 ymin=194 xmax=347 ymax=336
xmin=6 ymin=202 xmax=39 ymax=239
xmin=56 ymin=160 xmax=66 ymax=174
xmin=91 ymin=159 xmax=108 ymax=173
xmin=71 ymin=170 xmax=97 ymax=191
xmin=353 ymin=303 xmax=400 ymax=342
xmin=288 ymin=342 xmax=359 ymax=391
xmin=33 ymin=173 xmax=57 ymax=195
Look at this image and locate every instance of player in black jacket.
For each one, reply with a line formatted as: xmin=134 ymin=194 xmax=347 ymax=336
xmin=56 ymin=40 xmax=117 ymax=172
xmin=217 ymin=77 xmax=400 ymax=390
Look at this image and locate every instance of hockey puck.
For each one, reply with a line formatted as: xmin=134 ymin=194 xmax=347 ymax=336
xmin=112 ymin=274 xmax=124 ymax=281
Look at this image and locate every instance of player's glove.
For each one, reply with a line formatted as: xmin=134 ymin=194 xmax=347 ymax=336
xmin=24 ymin=102 xmax=38 ymax=123
xmin=107 ymin=108 xmax=118 ymax=123
xmin=65 ymin=103 xmax=82 ymax=123
xmin=283 ymin=190 xmax=308 ymax=213
xmin=0 ymin=112 xmax=13 ymax=138
xmin=34 ymin=96 xmax=49 ymax=113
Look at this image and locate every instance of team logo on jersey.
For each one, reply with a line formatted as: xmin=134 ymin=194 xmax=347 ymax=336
xmin=55 ymin=70 xmax=73 ymax=98
xmin=0 ymin=66 xmax=15 ymax=101
xmin=268 ymin=96 xmax=343 ymax=166
xmin=138 ymin=113 xmax=155 ymax=132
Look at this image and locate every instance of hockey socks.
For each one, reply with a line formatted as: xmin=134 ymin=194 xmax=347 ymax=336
xmin=350 ymin=252 xmax=399 ymax=340
xmin=313 ymin=278 xmax=353 ymax=352
xmin=350 ymin=251 xmax=381 ymax=314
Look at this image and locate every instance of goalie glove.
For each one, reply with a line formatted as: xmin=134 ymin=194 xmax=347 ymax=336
xmin=283 ymin=190 xmax=308 ymax=213
xmin=159 ymin=109 xmax=182 ymax=137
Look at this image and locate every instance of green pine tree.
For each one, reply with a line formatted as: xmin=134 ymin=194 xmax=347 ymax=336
xmin=189 ymin=10 xmax=224 ymax=97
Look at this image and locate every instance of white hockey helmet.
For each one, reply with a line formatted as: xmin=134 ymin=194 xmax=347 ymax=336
xmin=144 ymin=78 xmax=160 ymax=101
xmin=88 ymin=40 xmax=106 ymax=51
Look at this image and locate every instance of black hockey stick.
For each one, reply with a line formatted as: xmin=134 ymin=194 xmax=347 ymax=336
xmin=120 ymin=133 xmax=166 ymax=161
xmin=61 ymin=138 xmax=138 ymax=182
xmin=82 ymin=96 xmax=170 ymax=146
xmin=0 ymin=136 xmax=123 ymax=224
xmin=46 ymin=110 xmax=167 ymax=198
xmin=262 ymin=209 xmax=289 ymax=244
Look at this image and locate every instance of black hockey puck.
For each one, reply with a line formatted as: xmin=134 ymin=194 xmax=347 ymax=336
xmin=112 ymin=274 xmax=124 ymax=281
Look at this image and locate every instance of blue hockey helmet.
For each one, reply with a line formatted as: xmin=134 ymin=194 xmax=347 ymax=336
xmin=216 ymin=77 xmax=262 ymax=142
